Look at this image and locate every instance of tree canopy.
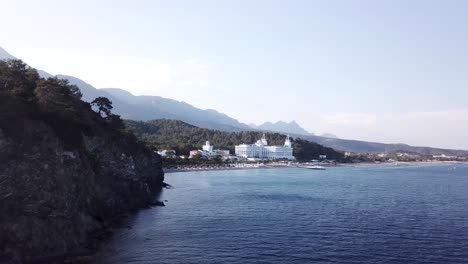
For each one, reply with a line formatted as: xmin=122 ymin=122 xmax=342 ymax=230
xmin=0 ymin=59 xmax=344 ymax=162
xmin=91 ymin=96 xmax=113 ymax=117
xmin=0 ymin=59 xmax=125 ymax=149
xmin=125 ymin=119 xmax=345 ymax=161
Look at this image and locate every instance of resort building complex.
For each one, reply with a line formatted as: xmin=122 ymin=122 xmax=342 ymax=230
xmin=235 ymin=134 xmax=295 ymax=160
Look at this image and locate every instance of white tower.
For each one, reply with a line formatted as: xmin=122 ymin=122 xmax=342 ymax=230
xmin=284 ymin=135 xmax=292 ymax=148
xmin=260 ymin=133 xmax=268 ymax=145
xmin=202 ymin=140 xmax=213 ymax=152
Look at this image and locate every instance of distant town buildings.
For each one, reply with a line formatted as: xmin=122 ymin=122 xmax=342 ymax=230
xmin=432 ymin=154 xmax=457 ymax=159
xmin=235 ymin=134 xmax=294 ymax=160
xmin=157 ymin=149 xmax=176 ymax=158
xmin=189 ymin=150 xmax=201 ymax=158
xmin=214 ymin=149 xmax=230 ymax=158
xmin=202 ymin=141 xmax=213 ymax=152
xmin=190 ymin=141 xmax=231 ymax=159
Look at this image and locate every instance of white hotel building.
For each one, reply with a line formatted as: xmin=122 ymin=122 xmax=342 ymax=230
xmin=235 ymin=134 xmax=295 ymax=160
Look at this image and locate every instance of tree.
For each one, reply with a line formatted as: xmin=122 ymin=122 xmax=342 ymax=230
xmin=34 ymin=78 xmax=82 ymax=114
xmin=0 ymin=59 xmax=39 ymax=99
xmin=68 ymin=84 xmax=82 ymax=99
xmin=91 ymin=97 xmax=113 ymax=117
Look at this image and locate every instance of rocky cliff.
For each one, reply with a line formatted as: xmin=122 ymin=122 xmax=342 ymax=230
xmin=0 ymin=60 xmax=165 ymax=263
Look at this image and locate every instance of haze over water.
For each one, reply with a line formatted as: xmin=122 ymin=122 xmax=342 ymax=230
xmin=95 ymin=164 xmax=468 ymax=264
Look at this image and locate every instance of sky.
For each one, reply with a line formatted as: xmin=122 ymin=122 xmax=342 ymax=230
xmin=1 ymin=0 xmax=468 ymax=149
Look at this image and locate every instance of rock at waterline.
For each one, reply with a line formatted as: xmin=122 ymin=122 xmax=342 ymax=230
xmin=151 ymin=201 xmax=166 ymax=207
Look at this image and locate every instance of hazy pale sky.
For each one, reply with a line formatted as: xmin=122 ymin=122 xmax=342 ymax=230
xmin=1 ymin=0 xmax=467 ymax=149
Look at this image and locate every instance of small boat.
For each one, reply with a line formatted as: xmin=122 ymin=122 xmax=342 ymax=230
xmin=299 ymin=165 xmax=326 ymax=170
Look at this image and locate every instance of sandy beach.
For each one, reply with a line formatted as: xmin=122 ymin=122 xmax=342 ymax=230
xmin=164 ymin=160 xmax=467 ymax=174
xmin=164 ymin=164 xmax=293 ymax=173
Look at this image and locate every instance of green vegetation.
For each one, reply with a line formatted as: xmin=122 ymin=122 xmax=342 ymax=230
xmin=125 ymin=119 xmax=345 ymax=162
xmin=0 ymin=58 xmax=344 ymax=163
xmin=91 ymin=96 xmax=113 ymax=117
xmin=0 ymin=59 xmax=165 ymax=261
xmin=0 ymin=59 xmax=133 ymax=150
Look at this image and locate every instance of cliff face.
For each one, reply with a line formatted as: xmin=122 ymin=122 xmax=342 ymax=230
xmin=0 ymin=118 xmax=164 ymax=263
xmin=0 ymin=60 xmax=165 ymax=263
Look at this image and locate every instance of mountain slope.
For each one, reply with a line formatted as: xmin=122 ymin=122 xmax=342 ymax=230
xmin=251 ymin=120 xmax=312 ymax=136
xmin=320 ymin=133 xmax=338 ymax=139
xmin=102 ymin=87 xmax=250 ymax=131
xmin=0 ymin=46 xmax=53 ymax=79
xmin=38 ymin=73 xmax=249 ymax=131
xmin=301 ymin=135 xmax=468 ymax=156
xmin=0 ymin=47 xmax=250 ymax=132
xmin=0 ymin=46 xmax=16 ymax=60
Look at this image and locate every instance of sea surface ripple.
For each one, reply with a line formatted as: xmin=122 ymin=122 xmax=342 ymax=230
xmin=94 ymin=164 xmax=468 ymax=264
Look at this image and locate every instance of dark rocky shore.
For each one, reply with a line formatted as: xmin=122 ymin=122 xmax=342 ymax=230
xmin=0 ymin=118 xmax=165 ymax=264
xmin=0 ymin=60 xmax=165 ymax=264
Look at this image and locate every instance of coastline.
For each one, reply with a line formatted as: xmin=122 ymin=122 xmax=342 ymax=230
xmin=164 ymin=160 xmax=467 ymax=174
xmin=164 ymin=165 xmax=291 ymax=174
xmin=339 ymin=160 xmax=466 ymax=168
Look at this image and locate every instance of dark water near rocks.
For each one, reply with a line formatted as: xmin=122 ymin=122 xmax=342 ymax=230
xmin=94 ymin=164 xmax=468 ymax=264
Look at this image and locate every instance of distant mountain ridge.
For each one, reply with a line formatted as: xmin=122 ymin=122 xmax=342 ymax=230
xmin=299 ymin=135 xmax=468 ymax=156
xmin=320 ymin=133 xmax=338 ymax=139
xmin=58 ymin=75 xmax=249 ymax=131
xmin=0 ymin=47 xmax=250 ymax=131
xmin=251 ymin=121 xmax=339 ymax=140
xmin=1 ymin=45 xmax=467 ymax=156
xmin=0 ymin=46 xmax=16 ymax=60
xmin=250 ymin=120 xmax=312 ymax=136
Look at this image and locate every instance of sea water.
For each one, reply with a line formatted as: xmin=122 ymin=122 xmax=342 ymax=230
xmin=95 ymin=164 xmax=468 ymax=263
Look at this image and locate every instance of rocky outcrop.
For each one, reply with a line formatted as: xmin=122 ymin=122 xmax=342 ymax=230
xmin=0 ymin=118 xmax=164 ymax=263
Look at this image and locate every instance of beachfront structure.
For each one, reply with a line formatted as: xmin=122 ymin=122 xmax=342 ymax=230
xmin=214 ymin=149 xmax=230 ymax=158
xmin=235 ymin=134 xmax=294 ymax=160
xmin=189 ymin=150 xmax=201 ymax=158
xmin=190 ymin=141 xmax=231 ymax=159
xmin=202 ymin=141 xmax=213 ymax=152
xmin=157 ymin=149 xmax=176 ymax=158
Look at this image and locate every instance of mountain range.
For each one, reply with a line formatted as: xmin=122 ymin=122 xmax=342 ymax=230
xmin=249 ymin=121 xmax=313 ymax=136
xmin=0 ymin=46 xmax=15 ymax=60
xmin=1 ymin=46 xmax=467 ymax=156
xmin=58 ymin=74 xmax=250 ymax=131
xmin=249 ymin=121 xmax=339 ymax=139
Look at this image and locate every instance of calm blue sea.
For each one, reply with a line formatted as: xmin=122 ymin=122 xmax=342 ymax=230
xmin=95 ymin=164 xmax=468 ymax=264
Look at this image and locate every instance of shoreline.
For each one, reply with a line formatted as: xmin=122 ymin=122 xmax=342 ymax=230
xmin=339 ymin=160 xmax=466 ymax=168
xmin=164 ymin=160 xmax=467 ymax=174
xmin=164 ymin=165 xmax=291 ymax=173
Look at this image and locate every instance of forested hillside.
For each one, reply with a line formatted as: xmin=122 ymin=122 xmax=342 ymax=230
xmin=0 ymin=59 xmax=164 ymax=263
xmin=126 ymin=119 xmax=345 ymax=161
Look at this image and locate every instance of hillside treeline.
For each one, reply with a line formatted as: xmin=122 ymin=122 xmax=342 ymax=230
xmin=126 ymin=119 xmax=345 ymax=161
